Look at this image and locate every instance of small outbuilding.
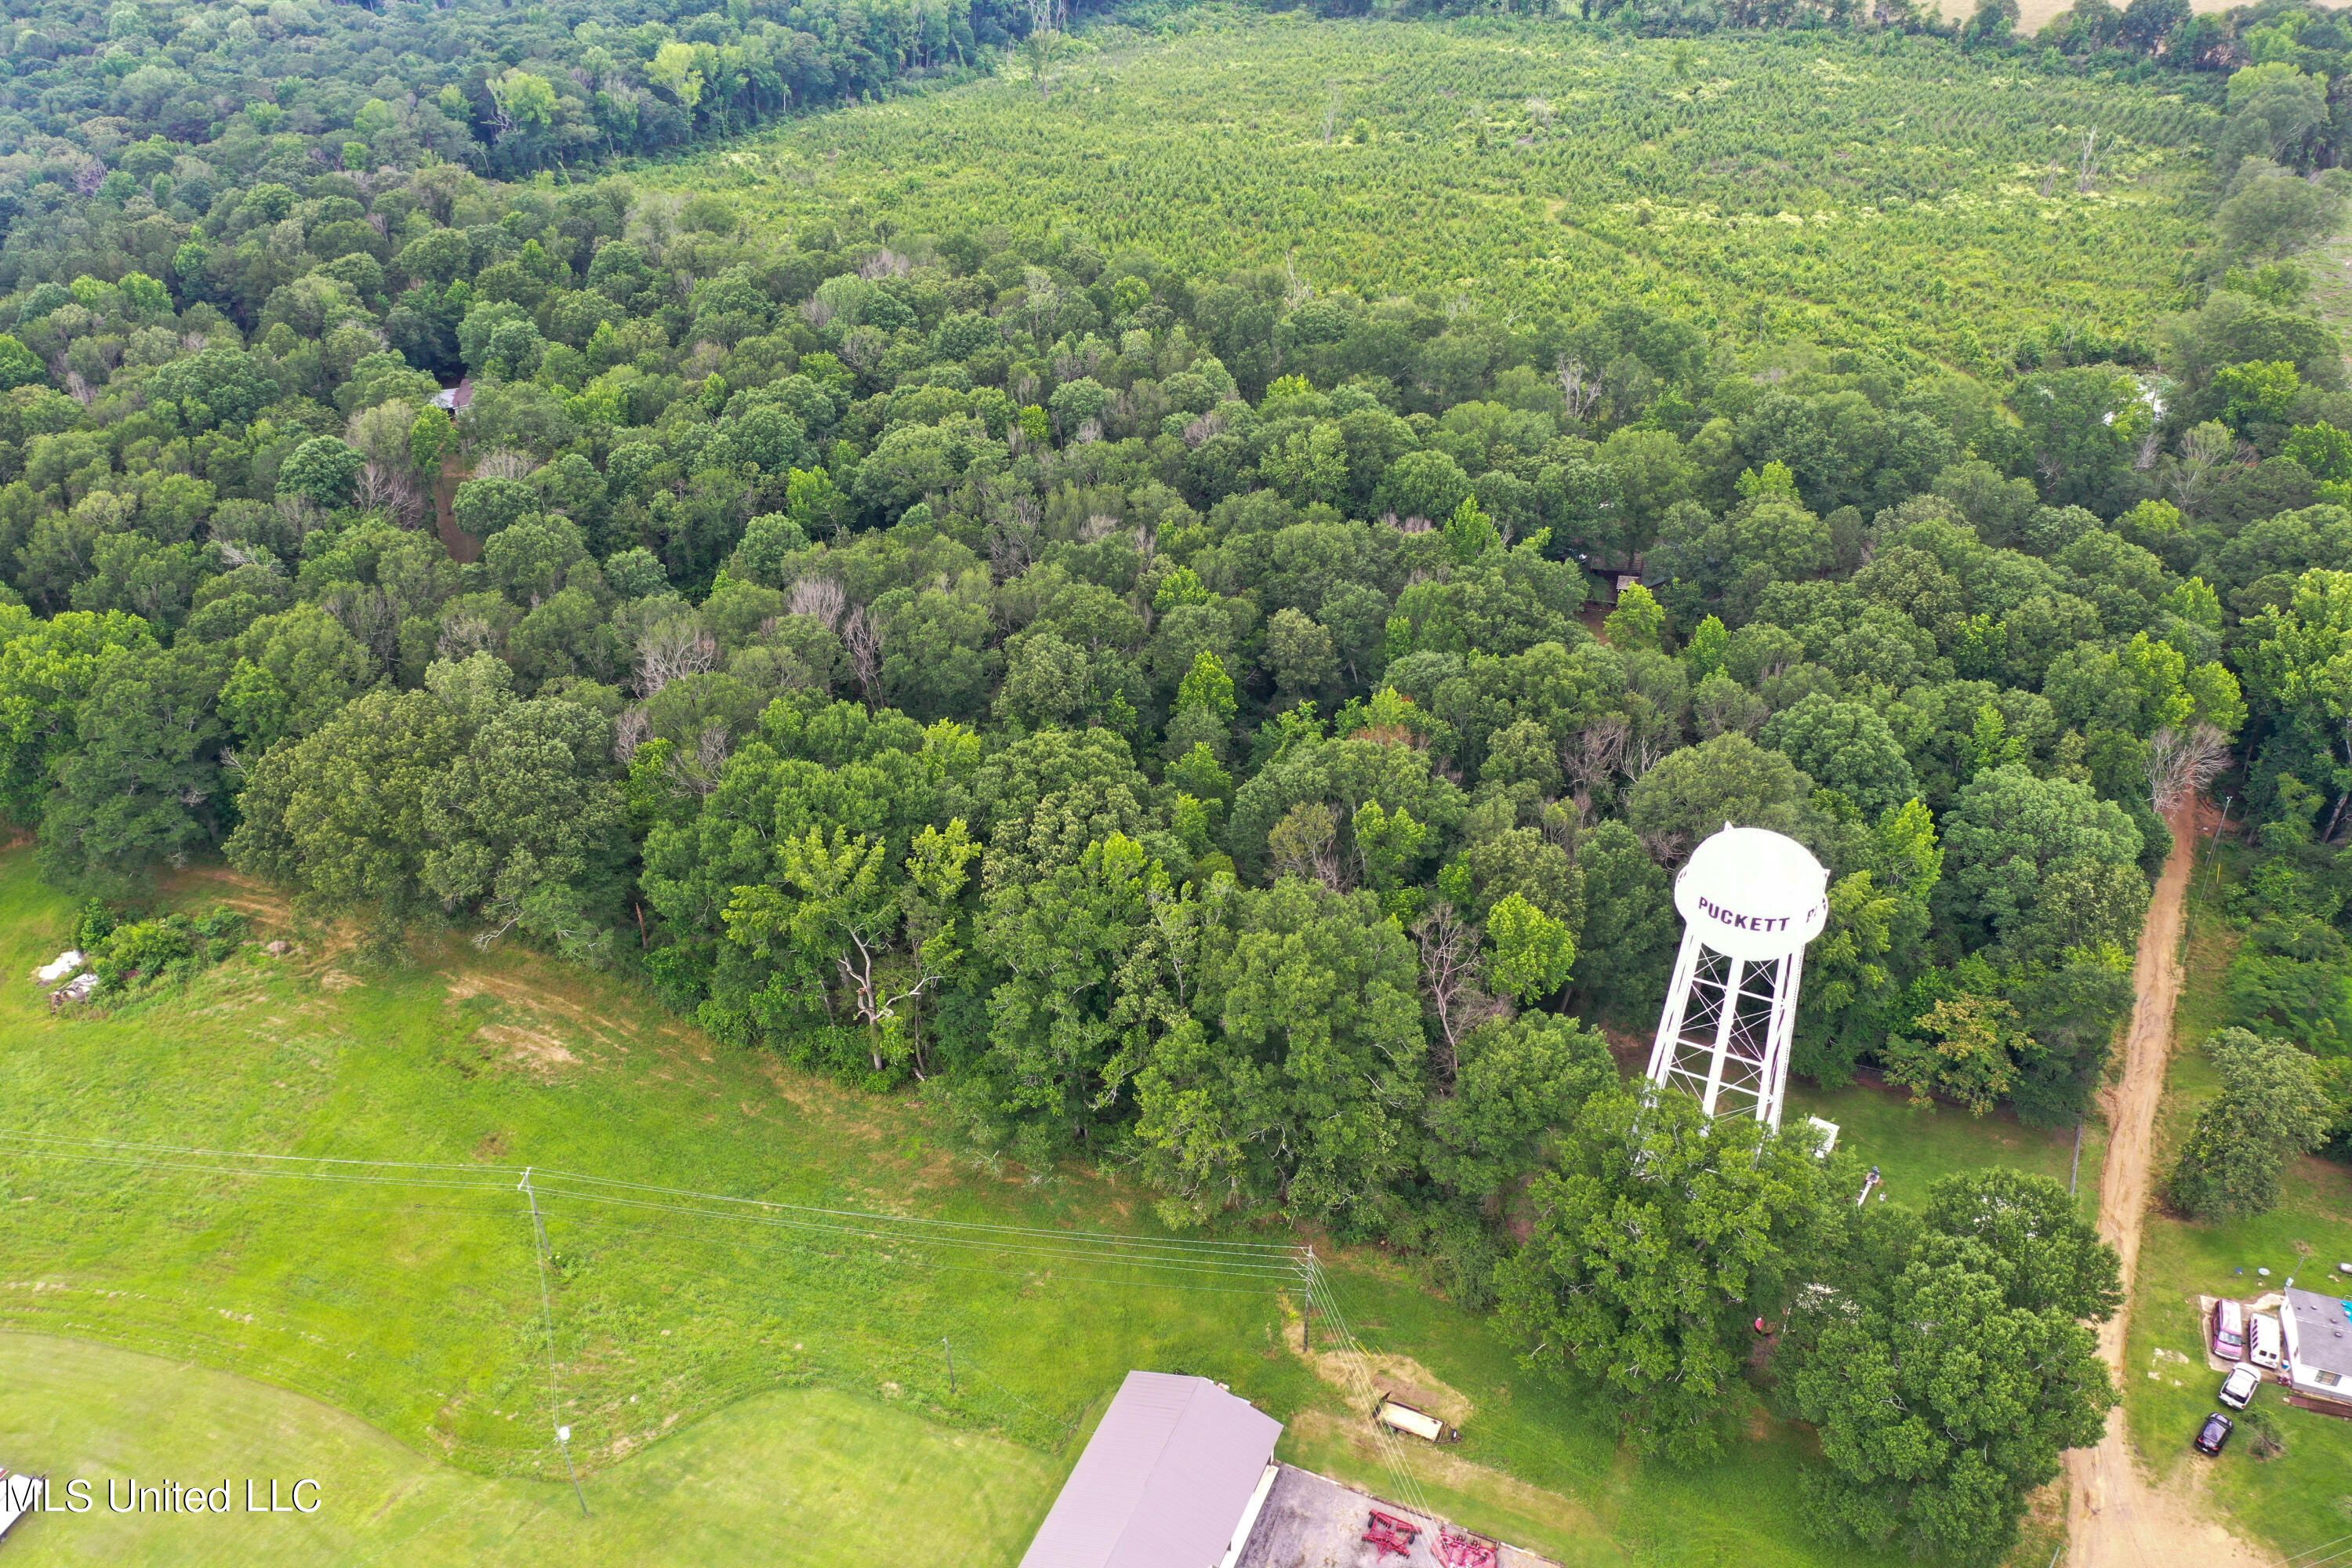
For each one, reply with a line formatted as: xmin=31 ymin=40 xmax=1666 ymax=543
xmin=2282 ymin=1287 xmax=2352 ymax=1406
xmin=1019 ymin=1370 xmax=1281 ymax=1568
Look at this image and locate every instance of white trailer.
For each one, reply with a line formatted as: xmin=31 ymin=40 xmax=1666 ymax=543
xmin=1373 ymin=1395 xmax=1454 ymax=1443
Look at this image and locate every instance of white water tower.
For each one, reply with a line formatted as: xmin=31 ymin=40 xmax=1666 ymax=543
xmin=1642 ymin=824 xmax=1831 ymax=1131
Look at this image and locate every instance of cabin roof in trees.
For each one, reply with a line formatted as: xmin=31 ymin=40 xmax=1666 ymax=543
xmin=430 ymin=377 xmax=474 ymax=412
xmin=1018 ymin=1371 xmax=1280 ymax=1568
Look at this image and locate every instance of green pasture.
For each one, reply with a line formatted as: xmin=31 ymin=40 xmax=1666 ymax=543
xmin=0 ymin=843 xmax=2130 ymax=1565
xmin=2118 ymin=837 xmax=2352 ymax=1562
xmin=652 ymin=17 xmax=2216 ymax=363
xmin=0 ymin=1334 xmax=1062 ymax=1568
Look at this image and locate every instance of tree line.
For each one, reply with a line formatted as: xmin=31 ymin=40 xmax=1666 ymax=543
xmin=0 ymin=16 xmax=2346 ymax=1563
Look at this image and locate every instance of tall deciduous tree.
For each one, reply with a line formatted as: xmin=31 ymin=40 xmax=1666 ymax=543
xmin=1497 ymin=1086 xmax=1853 ymax=1464
xmin=2169 ymin=1028 xmax=2332 ymax=1218
xmin=1784 ymin=1171 xmax=2119 ymax=1567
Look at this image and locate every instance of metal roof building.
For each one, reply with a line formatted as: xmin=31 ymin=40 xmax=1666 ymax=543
xmin=1019 ymin=1370 xmax=1282 ymax=1568
xmin=2283 ymin=1286 xmax=2352 ymax=1405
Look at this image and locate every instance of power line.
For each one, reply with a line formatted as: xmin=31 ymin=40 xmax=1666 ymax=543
xmin=0 ymin=1130 xmax=1305 ymax=1290
xmin=0 ymin=1130 xmax=1301 ymax=1274
xmin=550 ymin=1208 xmax=1298 ymax=1296
xmin=519 ymin=1168 xmax=589 ymax=1519
xmin=1302 ymin=1250 xmax=1441 ymax=1530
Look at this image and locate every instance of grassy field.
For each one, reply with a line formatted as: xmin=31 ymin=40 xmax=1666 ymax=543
xmin=652 ymin=16 xmax=2216 ymax=364
xmin=1784 ymin=1076 xmax=2102 ymax=1219
xmin=0 ymin=840 xmax=2151 ymax=1566
xmin=0 ymin=1334 xmax=1063 ymax=1566
xmin=2118 ymin=835 xmax=2352 ymax=1563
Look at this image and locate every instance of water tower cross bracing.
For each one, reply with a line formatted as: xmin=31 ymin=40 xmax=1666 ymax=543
xmin=1642 ymin=824 xmax=1831 ymax=1131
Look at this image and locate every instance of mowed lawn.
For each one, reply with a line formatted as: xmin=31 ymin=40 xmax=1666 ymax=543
xmin=1784 ymin=1077 xmax=2102 ymax=1221
xmin=2120 ymin=843 xmax=2352 ymax=1562
xmin=0 ymin=844 xmax=2109 ymax=1566
xmin=0 ymin=1334 xmax=1061 ymax=1567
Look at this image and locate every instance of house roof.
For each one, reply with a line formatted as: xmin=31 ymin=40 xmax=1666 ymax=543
xmin=2286 ymin=1287 xmax=2352 ymax=1377
xmin=1019 ymin=1371 xmax=1283 ymax=1568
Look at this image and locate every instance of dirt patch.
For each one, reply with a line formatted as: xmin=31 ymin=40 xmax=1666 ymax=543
xmin=318 ymin=970 xmax=364 ymax=993
xmin=1290 ymin=1407 xmax=1595 ymax=1539
xmin=165 ymin=865 xmax=295 ymax=926
xmin=435 ymin=454 xmax=482 ymax=564
xmin=2063 ymin=800 xmax=2267 ymax=1568
xmin=473 ymin=1131 xmax=511 ymax=1162
xmin=477 ymin=1023 xmax=580 ymax=1073
xmin=1284 ymin=1293 xmax=1473 ymax=1426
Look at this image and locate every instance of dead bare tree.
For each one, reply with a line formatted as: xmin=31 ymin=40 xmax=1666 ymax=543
xmin=2148 ymin=723 xmax=2231 ymax=815
xmin=843 ymin=605 xmax=884 ymax=709
xmin=1412 ymin=902 xmax=1506 ymax=1080
xmin=1556 ymin=355 xmax=1602 ymax=423
xmin=613 ymin=705 xmax=651 ymax=765
xmin=2076 ymin=127 xmax=2099 ymax=194
xmin=1321 ymin=82 xmax=1343 ymax=145
xmin=1563 ymin=713 xmax=1630 ymax=815
xmin=635 ymin=617 xmax=719 ymax=697
xmin=471 ymin=447 xmax=539 ymax=481
xmin=1639 ymin=825 xmax=1692 ymax=866
xmin=787 ymin=575 xmax=848 ymax=630
xmin=358 ymin=462 xmax=427 ymax=529
xmin=436 ymin=611 xmax=502 ymax=661
xmin=984 ymin=489 xmax=1046 ymax=579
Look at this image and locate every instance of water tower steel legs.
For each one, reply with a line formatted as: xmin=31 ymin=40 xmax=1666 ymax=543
xmin=1642 ymin=927 xmax=1805 ymax=1131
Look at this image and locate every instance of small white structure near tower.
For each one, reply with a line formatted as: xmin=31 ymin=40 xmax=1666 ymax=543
xmin=1642 ymin=824 xmax=1831 ymax=1131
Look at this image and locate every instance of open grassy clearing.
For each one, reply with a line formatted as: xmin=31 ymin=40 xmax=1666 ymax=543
xmin=0 ymin=842 xmax=2136 ymax=1566
xmin=1784 ymin=1076 xmax=2103 ymax=1219
xmin=2117 ymin=833 xmax=2352 ymax=1561
xmin=0 ymin=1334 xmax=1063 ymax=1568
xmin=654 ymin=16 xmax=2215 ymax=363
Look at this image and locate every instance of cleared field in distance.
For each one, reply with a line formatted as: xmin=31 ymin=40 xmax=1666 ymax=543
xmin=657 ymin=19 xmax=2216 ymax=365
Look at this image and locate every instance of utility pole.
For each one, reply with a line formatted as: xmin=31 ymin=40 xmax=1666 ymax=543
xmin=520 ymin=1168 xmax=590 ymax=1519
xmin=1301 ymin=1247 xmax=1314 ymax=1354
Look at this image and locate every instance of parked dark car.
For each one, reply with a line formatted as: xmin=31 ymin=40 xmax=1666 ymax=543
xmin=2193 ymin=1412 xmax=2234 ymax=1456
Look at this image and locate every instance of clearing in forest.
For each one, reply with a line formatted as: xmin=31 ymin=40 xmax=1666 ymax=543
xmin=658 ymin=18 xmax=2215 ymax=366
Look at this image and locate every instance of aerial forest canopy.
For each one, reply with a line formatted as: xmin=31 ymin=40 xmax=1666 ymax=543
xmin=0 ymin=0 xmax=2350 ymax=1537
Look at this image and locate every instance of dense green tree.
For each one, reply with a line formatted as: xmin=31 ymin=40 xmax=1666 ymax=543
xmin=1498 ymin=1086 xmax=1853 ymax=1465
xmin=1784 ymin=1171 xmax=2118 ymax=1568
xmin=1761 ymin=695 xmax=1918 ymax=818
xmin=1626 ymin=731 xmax=1813 ymax=852
xmin=2169 ymin=1028 xmax=2333 ymax=1218
xmin=1940 ymin=764 xmax=2145 ymax=959
xmin=1131 ymin=874 xmax=1426 ymax=1228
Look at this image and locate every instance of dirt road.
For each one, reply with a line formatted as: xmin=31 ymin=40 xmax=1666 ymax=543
xmin=2062 ymin=801 xmax=2265 ymax=1568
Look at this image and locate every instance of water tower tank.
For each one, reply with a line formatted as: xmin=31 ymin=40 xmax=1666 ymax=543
xmin=1644 ymin=824 xmax=1831 ymax=1130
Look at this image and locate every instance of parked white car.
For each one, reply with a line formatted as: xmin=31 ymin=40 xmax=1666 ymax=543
xmin=2218 ymin=1365 xmax=2261 ymax=1410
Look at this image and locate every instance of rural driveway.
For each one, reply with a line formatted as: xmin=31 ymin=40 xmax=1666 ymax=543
xmin=2062 ymin=800 xmax=2264 ymax=1568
